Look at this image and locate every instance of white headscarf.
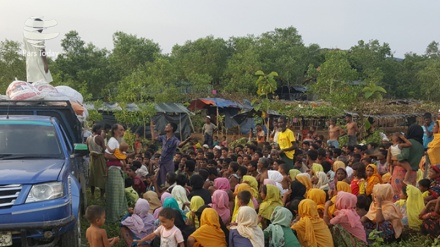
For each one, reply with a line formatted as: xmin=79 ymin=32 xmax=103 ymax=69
xmin=231 ymin=206 xmax=264 ymax=247
xmin=171 ymin=185 xmax=190 ymax=212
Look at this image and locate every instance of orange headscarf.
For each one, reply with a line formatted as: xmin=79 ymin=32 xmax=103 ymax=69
xmin=296 ymin=174 xmax=312 ymax=192
xmin=190 ymin=208 xmax=227 ymax=247
xmin=365 ymin=184 xmax=403 ymax=239
xmin=292 ymin=199 xmax=334 ymax=247
xmin=306 ymin=188 xmax=326 ymax=213
xmin=366 ymin=164 xmax=382 ymax=196
xmin=428 ymin=120 xmax=440 ymax=165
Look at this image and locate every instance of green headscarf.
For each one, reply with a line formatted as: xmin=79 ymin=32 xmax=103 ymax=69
xmin=163 ymin=197 xmax=187 ymax=220
xmin=264 ymin=206 xmax=292 ymax=247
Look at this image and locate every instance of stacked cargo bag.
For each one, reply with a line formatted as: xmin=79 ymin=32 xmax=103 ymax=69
xmin=6 ymin=80 xmax=42 ymax=102
xmin=33 ymin=81 xmax=70 ymax=106
xmin=55 ymin=85 xmax=87 ymax=121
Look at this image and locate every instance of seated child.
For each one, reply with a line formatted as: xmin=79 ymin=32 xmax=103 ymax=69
xmin=134 ymin=208 xmax=185 ymax=247
xmin=85 ymin=205 xmax=120 ymax=247
xmin=395 ymin=185 xmax=408 ymax=226
xmin=355 ymin=195 xmax=371 ymax=218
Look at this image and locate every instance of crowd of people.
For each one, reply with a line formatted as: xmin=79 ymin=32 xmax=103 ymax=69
xmin=84 ymin=111 xmax=440 ymax=247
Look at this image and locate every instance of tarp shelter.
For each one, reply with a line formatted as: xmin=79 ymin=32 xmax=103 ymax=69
xmin=188 ymin=97 xmax=245 ymax=131
xmin=84 ymin=102 xmax=193 ymax=140
xmin=232 ymin=103 xmax=281 ymax=134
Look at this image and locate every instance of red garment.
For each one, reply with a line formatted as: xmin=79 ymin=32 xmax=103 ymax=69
xmin=350 ymin=178 xmax=359 ymax=196
xmin=133 ymin=175 xmax=146 ymax=195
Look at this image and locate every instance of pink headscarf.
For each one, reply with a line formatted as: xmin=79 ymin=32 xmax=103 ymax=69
xmin=330 ymin=191 xmax=367 ymax=243
xmin=214 ymin=177 xmax=231 ymax=191
xmin=263 ymin=179 xmax=276 ymax=186
xmin=121 ymin=199 xmax=155 ymax=239
xmin=153 ymin=192 xmax=172 ymax=219
xmin=210 ymin=190 xmax=231 ymax=225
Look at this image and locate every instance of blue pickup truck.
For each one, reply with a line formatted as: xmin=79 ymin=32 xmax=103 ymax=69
xmin=0 ymin=101 xmax=88 ymax=247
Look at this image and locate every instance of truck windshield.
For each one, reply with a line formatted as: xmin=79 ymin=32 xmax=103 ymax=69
xmin=0 ymin=124 xmax=63 ymax=159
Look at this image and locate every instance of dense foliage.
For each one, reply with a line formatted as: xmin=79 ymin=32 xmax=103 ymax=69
xmin=1 ymin=27 xmax=440 ymax=107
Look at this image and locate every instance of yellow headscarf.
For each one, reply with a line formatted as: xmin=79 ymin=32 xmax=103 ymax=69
xmin=428 ymin=120 xmax=440 ymax=165
xmin=289 ymin=169 xmax=301 ymax=181
xmin=328 ymin=181 xmax=352 ymax=218
xmin=292 ymin=199 xmax=334 ymax=247
xmin=190 ymin=208 xmax=227 ymax=247
xmin=333 ymin=160 xmax=345 ymax=171
xmin=185 ymin=196 xmax=205 ymax=228
xmin=406 ymin=185 xmax=424 ymax=230
xmin=382 ymin=172 xmax=391 ymax=184
xmin=242 ymin=175 xmax=259 ymax=199
xmin=259 ymin=184 xmax=283 ymax=220
xmin=232 ymin=183 xmax=255 ymax=222
xmin=296 ymin=174 xmax=312 ymax=192
xmin=366 ymin=164 xmax=382 ymax=196
xmin=142 ymin=191 xmax=161 ymax=214
xmin=365 ymin=184 xmax=403 ymax=239
xmin=306 ymin=188 xmax=326 ymax=212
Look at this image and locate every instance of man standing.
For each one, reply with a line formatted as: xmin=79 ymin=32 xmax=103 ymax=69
xmin=202 ymin=116 xmax=217 ymax=147
xmin=327 ymin=118 xmax=342 ymax=148
xmin=151 ymin=122 xmax=191 ymax=187
xmin=276 ymin=116 xmax=297 ymax=171
xmin=345 ymin=114 xmax=359 ymax=147
xmin=422 ymin=112 xmax=435 ymax=149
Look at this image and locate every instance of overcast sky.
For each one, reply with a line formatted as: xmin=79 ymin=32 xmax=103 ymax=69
xmin=1 ymin=0 xmax=438 ymax=58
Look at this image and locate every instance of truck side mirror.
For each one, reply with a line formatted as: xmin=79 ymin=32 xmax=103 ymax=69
xmin=74 ymin=143 xmax=88 ymax=156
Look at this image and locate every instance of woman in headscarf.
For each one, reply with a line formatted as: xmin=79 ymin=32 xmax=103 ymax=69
xmin=231 ymin=183 xmax=257 ymax=222
xmin=188 ymin=174 xmax=212 ymax=204
xmin=242 ymin=175 xmax=259 ymax=199
xmin=214 ymin=177 xmax=231 ymax=191
xmin=328 ymin=191 xmax=367 ymax=247
xmin=142 ymin=191 xmax=161 ymax=215
xmin=163 ymin=197 xmax=187 ymax=221
xmin=313 ymin=171 xmax=329 ymax=191
xmin=361 ymin=184 xmax=403 ymax=244
xmin=306 ymin=188 xmax=327 ymax=218
xmin=405 ymin=184 xmax=424 ymax=230
xmin=121 ymin=199 xmax=155 ymax=246
xmin=428 ymin=120 xmax=440 ymax=166
xmin=392 ymin=124 xmax=424 ymax=200
xmin=289 ymin=180 xmax=307 ymax=201
xmin=264 ymin=206 xmax=300 ymax=247
xmin=325 ymin=181 xmax=352 ymax=219
xmin=295 ymin=173 xmax=312 ymax=192
xmin=328 ymin=167 xmax=348 ymax=196
xmin=153 ymin=192 xmax=172 ymax=219
xmin=291 ymin=199 xmax=334 ymax=247
xmin=268 ymin=170 xmax=286 ymax=195
xmin=365 ymin=164 xmax=382 ymax=196
xmin=186 ymin=196 xmax=205 ymax=228
xmin=258 ymin=184 xmax=283 ymax=229
xmin=210 ymin=190 xmax=231 ymax=225
xmin=230 ymin=206 xmax=264 ymax=247
xmin=188 ymin=208 xmax=227 ymax=247
xmin=171 ymin=184 xmax=191 ymax=212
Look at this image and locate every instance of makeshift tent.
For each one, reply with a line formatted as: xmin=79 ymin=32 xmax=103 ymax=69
xmin=188 ymin=97 xmax=250 ymax=132
xmin=84 ymin=102 xmax=193 ymax=140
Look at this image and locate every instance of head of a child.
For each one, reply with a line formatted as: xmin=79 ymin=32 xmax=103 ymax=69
xmin=124 ymin=177 xmax=133 ymax=189
xmin=127 ymin=166 xmax=137 ymax=178
xmin=400 ymin=185 xmax=408 ymax=200
xmin=145 ymin=174 xmax=152 ymax=185
xmin=391 ymin=132 xmax=403 ymax=144
xmin=158 ymin=208 xmax=175 ymax=230
xmin=85 ymin=205 xmax=106 ymax=227
xmin=418 ymin=179 xmax=430 ymax=193
xmin=166 ymin=172 xmax=177 ymax=185
xmin=278 ymin=163 xmax=289 ymax=176
xmin=228 ymin=162 xmax=239 ymax=174
xmin=119 ymin=142 xmax=129 ymax=152
xmin=237 ymin=190 xmax=251 ymax=207
xmin=176 ymin=174 xmax=188 ymax=187
xmin=260 ymin=185 xmax=268 ymax=200
xmin=352 ymin=162 xmax=366 ymax=179
xmin=356 ymin=195 xmax=371 ymax=217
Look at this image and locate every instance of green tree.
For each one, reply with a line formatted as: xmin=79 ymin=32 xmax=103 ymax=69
xmin=255 ymin=70 xmax=278 ymax=139
xmin=0 ymin=39 xmax=26 ymax=92
xmin=309 ymin=50 xmax=358 ymax=109
xmin=417 ymin=59 xmax=440 ymax=101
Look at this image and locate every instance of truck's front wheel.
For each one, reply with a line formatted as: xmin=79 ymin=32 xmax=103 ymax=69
xmin=60 ymin=214 xmax=80 ymax=247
